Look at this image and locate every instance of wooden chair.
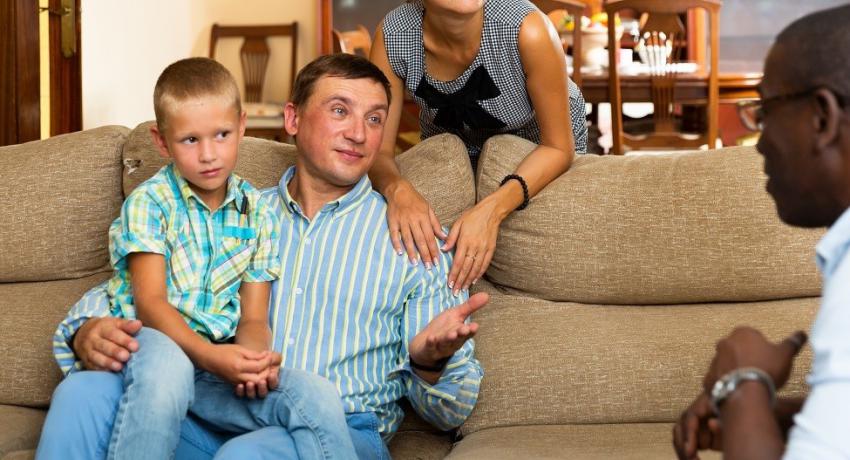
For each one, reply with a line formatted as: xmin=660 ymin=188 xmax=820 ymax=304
xmin=532 ymin=0 xmax=588 ymax=88
xmin=605 ymin=0 xmax=720 ymax=155
xmin=209 ymin=23 xmax=298 ymax=141
xmin=332 ymin=25 xmax=372 ymax=57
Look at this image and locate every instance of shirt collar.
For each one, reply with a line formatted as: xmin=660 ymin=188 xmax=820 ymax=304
xmin=277 ymin=166 xmax=372 ymax=218
xmin=167 ymin=163 xmax=246 ymax=212
xmin=815 ymin=206 xmax=850 ymax=276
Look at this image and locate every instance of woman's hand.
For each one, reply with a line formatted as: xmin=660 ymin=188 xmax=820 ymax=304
xmin=443 ymin=198 xmax=504 ymax=294
xmin=386 ymin=179 xmax=446 ymax=268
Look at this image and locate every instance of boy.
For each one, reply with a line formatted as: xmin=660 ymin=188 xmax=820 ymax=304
xmin=39 ymin=58 xmax=355 ymax=460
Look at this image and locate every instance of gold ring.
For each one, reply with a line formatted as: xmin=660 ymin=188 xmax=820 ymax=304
xmin=467 ymin=254 xmax=476 ymax=260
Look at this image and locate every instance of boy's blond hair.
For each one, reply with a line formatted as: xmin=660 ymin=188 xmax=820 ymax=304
xmin=153 ymin=57 xmax=242 ymax=133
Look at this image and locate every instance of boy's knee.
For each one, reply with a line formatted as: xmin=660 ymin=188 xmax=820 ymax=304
xmin=126 ymin=328 xmax=195 ymax=408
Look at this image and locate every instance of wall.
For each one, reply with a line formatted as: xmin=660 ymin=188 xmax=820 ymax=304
xmin=82 ymin=0 xmax=317 ymax=130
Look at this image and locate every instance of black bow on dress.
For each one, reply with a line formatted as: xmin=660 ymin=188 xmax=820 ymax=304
xmin=414 ymin=65 xmax=507 ymax=131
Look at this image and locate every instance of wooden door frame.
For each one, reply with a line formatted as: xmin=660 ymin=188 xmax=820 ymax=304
xmin=49 ymin=0 xmax=82 ymax=136
xmin=319 ymin=0 xmax=333 ymax=55
xmin=1 ymin=0 xmax=41 ymax=145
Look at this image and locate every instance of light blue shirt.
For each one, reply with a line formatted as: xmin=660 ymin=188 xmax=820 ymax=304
xmin=54 ymin=166 xmax=483 ymax=438
xmin=785 ymin=207 xmax=850 ymax=458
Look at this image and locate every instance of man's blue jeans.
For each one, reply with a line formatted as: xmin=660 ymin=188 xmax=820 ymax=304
xmin=37 ymin=328 xmax=373 ymax=459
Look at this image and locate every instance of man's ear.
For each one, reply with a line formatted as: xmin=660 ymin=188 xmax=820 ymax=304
xmin=283 ymin=102 xmax=299 ymax=137
xmin=149 ymin=124 xmax=172 ymax=160
xmin=813 ymin=88 xmax=842 ymax=151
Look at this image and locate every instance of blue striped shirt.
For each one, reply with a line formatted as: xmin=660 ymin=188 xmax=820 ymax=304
xmin=54 ymin=166 xmax=483 ymax=437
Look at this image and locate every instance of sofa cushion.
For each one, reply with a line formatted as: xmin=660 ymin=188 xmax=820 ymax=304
xmin=396 ymin=133 xmax=475 ymax=227
xmin=0 ymin=127 xmax=127 ymax=282
xmin=0 ymin=406 xmax=45 ymax=458
xmin=0 ymin=273 xmax=111 ymax=408
xmin=477 ymin=136 xmax=823 ymax=304
xmin=388 ymin=431 xmax=452 ymax=460
xmin=446 ymin=423 xmax=721 ymax=460
xmin=461 ymin=282 xmax=816 ymax=435
xmin=123 ymin=123 xmax=473 ymax=226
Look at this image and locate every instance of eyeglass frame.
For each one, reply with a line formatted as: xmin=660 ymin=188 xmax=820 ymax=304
xmin=738 ymin=87 xmax=849 ymax=132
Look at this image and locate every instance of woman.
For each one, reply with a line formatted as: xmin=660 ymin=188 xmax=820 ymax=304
xmin=369 ymin=0 xmax=586 ymax=294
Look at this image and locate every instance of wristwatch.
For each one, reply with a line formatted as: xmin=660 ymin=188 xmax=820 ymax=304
xmin=710 ymin=367 xmax=776 ymax=415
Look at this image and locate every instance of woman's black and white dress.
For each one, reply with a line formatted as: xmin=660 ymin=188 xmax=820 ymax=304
xmin=383 ymin=0 xmax=588 ymax=169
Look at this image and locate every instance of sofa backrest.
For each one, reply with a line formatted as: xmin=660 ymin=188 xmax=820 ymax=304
xmin=0 ymin=127 xmax=128 ymax=283
xmin=477 ymin=136 xmax=823 ymax=305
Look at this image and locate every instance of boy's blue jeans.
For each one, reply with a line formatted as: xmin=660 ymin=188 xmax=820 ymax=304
xmin=36 ymin=327 xmax=382 ymax=459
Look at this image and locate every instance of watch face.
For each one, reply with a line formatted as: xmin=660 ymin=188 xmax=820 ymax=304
xmin=710 ymin=378 xmax=730 ymax=413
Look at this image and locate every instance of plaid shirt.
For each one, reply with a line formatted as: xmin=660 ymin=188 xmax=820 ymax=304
xmin=106 ymin=163 xmax=280 ymax=341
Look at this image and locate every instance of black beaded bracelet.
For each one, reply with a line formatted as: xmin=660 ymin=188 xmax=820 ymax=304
xmin=410 ymin=356 xmax=450 ymax=373
xmin=500 ymin=174 xmax=530 ymax=210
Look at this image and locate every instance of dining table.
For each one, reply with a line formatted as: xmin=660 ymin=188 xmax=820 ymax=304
xmin=576 ymin=60 xmax=763 ymax=104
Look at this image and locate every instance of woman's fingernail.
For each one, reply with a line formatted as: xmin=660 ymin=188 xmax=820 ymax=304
xmin=433 ymin=257 xmax=439 ymax=266
xmin=448 ymin=280 xmax=454 ymax=289
xmin=425 ymin=262 xmax=432 ymax=270
xmin=397 ymin=250 xmax=404 ymax=256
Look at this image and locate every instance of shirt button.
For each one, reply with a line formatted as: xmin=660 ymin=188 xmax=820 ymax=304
xmin=304 ymin=237 xmax=311 ymax=245
xmin=295 ymin=287 xmax=303 ymax=295
xmin=288 ymin=338 xmax=295 ymax=346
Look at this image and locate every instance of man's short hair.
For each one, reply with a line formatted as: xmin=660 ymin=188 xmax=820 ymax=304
xmin=776 ymin=5 xmax=850 ymax=98
xmin=153 ymin=57 xmax=242 ymax=133
xmin=290 ymin=53 xmax=391 ymax=107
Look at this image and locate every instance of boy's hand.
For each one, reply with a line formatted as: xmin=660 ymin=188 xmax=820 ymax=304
xmin=74 ymin=317 xmax=143 ymax=371
xmin=235 ymin=351 xmax=282 ymax=399
xmin=202 ymin=344 xmax=275 ymax=386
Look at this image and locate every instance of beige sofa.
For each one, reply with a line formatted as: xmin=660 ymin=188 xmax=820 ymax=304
xmin=0 ymin=123 xmax=823 ymax=459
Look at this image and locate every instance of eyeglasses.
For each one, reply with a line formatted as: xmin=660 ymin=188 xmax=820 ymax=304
xmin=738 ymin=87 xmax=849 ymax=132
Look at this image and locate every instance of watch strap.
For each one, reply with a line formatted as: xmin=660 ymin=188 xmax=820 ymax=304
xmin=710 ymin=367 xmax=776 ymax=415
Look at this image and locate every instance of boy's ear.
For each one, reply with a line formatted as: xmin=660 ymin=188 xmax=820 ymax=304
xmin=283 ymin=102 xmax=299 ymax=137
xmin=149 ymin=124 xmax=172 ymax=160
xmin=238 ymin=110 xmax=247 ymax=138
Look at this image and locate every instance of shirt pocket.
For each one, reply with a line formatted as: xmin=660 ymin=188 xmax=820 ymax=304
xmin=167 ymin=230 xmax=196 ymax=293
xmin=210 ymin=236 xmax=254 ymax=297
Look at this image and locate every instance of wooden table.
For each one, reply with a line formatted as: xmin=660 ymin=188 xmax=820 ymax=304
xmin=577 ymin=61 xmax=762 ymax=104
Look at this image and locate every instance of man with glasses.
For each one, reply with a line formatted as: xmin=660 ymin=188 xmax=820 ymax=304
xmin=673 ymin=4 xmax=850 ymax=459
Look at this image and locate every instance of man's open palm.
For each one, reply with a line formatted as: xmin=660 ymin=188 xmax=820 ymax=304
xmin=409 ymin=292 xmax=489 ymax=366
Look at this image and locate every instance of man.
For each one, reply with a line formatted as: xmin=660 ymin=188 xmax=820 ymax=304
xmin=673 ymin=5 xmax=850 ymax=459
xmin=38 ymin=54 xmax=485 ymax=460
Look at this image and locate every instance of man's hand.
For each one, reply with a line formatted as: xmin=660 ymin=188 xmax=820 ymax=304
xmin=672 ymin=328 xmax=807 ymax=459
xmin=408 ymin=292 xmax=488 ymax=380
xmin=234 ymin=351 xmax=282 ymax=399
xmin=73 ymin=317 xmax=142 ymax=371
xmin=673 ymin=393 xmax=723 ymax=460
xmin=702 ymin=327 xmax=807 ymax=394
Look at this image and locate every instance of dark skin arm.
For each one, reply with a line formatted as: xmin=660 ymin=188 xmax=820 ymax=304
xmin=673 ymin=327 xmax=807 ymax=460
